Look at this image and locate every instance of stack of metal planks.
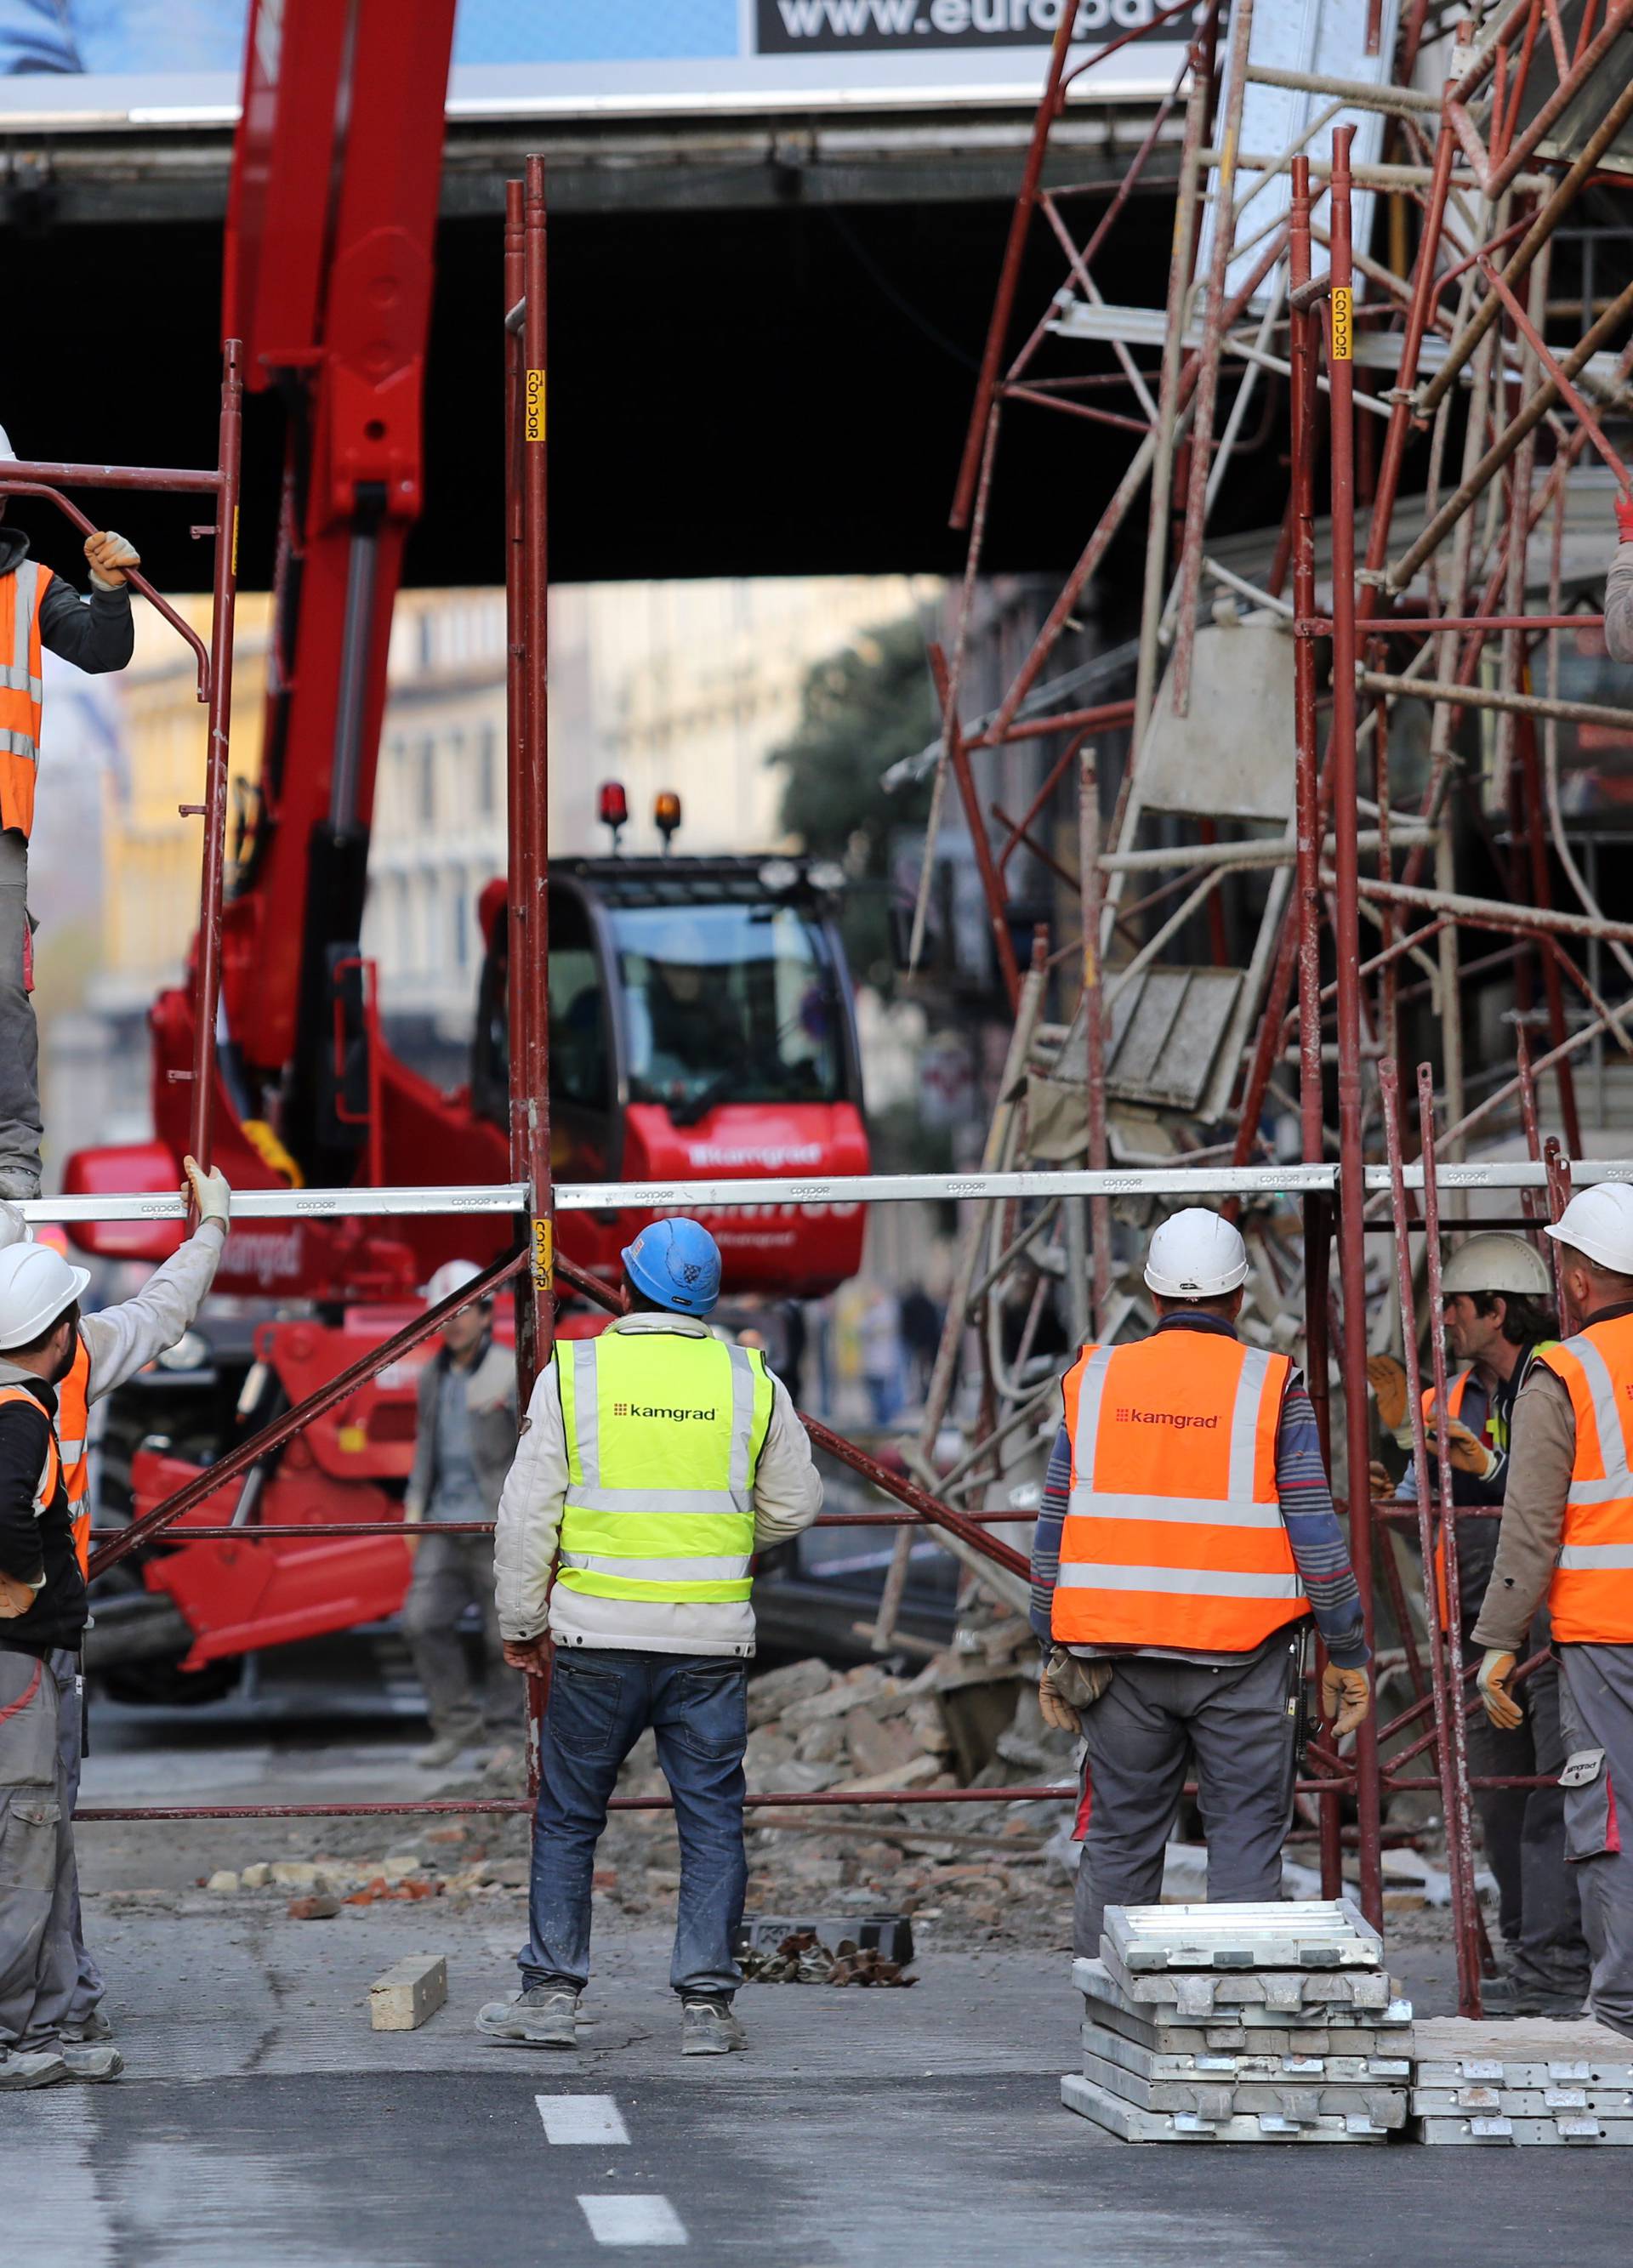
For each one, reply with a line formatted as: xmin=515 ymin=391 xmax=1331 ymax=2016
xmin=1062 ymin=1901 xmax=1414 ymax=2142
xmin=1412 ymin=2017 xmax=1633 ymax=2146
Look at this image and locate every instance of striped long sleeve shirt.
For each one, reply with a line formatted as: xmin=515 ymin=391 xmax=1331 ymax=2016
xmin=1029 ymin=1315 xmax=1370 ymax=1669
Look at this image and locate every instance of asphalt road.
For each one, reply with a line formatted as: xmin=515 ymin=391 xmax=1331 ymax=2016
xmin=13 ymin=1907 xmax=1633 ymax=2268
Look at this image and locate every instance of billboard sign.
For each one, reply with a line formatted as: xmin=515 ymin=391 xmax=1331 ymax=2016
xmin=0 ymin=3 xmax=1192 ymax=128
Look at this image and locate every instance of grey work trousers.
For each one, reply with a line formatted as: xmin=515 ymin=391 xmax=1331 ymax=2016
xmin=1463 ymin=1629 xmax=1588 ymax=2011
xmin=0 ymin=831 xmax=41 ymax=1198
xmin=1073 ymin=1629 xmax=1304 ymax=1956
xmin=0 ymin=1647 xmax=80 ymax=2049
xmin=1556 ymin=1642 xmax=1633 ymax=2043
xmin=401 ymin=1532 xmax=514 ymax=1745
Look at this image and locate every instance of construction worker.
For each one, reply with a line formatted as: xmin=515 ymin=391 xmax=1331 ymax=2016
xmin=481 ymin=1217 xmax=822 ymax=2056
xmin=1031 ymin=1208 xmax=1372 ymax=1949
xmin=402 ymin=1258 xmax=518 ymax=1771
xmin=1475 ymin=1183 xmax=1633 ymax=2042
xmin=0 ymin=1156 xmax=228 ymax=2086
xmin=1367 ymin=1233 xmax=1587 ymax=2015
xmin=0 ymin=428 xmax=141 ymax=1201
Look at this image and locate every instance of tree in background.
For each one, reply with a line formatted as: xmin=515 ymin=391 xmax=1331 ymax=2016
xmin=770 ymin=616 xmax=936 ymax=996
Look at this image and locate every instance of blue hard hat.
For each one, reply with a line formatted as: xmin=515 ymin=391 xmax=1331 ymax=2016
xmin=621 ymin=1217 xmax=722 ymax=1316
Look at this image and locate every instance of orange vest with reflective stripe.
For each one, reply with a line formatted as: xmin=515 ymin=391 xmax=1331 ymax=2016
xmin=1539 ymin=1314 xmax=1633 ymax=1643
xmin=0 ymin=1381 xmax=61 ymax=1521
xmin=1424 ymin=1368 xmax=1473 ymax=1632
xmin=1055 ymin=1332 xmax=1306 ymax=1652
xmin=58 ymin=1338 xmax=91 ymax=1578
xmin=0 ymin=561 xmax=51 ymax=838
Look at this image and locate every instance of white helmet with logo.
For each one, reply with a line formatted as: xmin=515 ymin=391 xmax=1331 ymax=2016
xmin=1440 ymin=1232 xmax=1552 ymax=1299
xmin=0 ymin=1242 xmax=90 ymax=1350
xmin=1545 ymin=1183 xmax=1633 ymax=1276
xmin=1143 ymin=1208 xmax=1249 ymax=1299
xmin=424 ymin=1257 xmax=486 ymax=1312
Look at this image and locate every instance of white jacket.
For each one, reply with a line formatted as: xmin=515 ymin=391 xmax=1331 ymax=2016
xmin=493 ymin=1311 xmax=823 ymax=1658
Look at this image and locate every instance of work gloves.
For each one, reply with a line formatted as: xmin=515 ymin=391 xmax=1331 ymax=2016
xmin=1038 ymin=1646 xmax=1113 ymax=1733
xmin=1477 ymin=1648 xmax=1524 ymax=1731
xmin=1365 ymin=1354 xmax=1409 ymax=1434
xmin=183 ymin=1154 xmax=231 ymax=1227
xmin=1427 ymin=1415 xmax=1498 ymax=1481
xmin=1321 ymin=1661 xmax=1372 ymax=1738
xmin=84 ymin=530 xmax=139 ymax=589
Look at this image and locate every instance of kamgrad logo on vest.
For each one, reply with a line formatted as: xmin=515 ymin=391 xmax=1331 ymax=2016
xmin=612 ymin=1401 xmax=720 ymax=1422
xmin=1115 ymin=1407 xmax=1220 ymax=1430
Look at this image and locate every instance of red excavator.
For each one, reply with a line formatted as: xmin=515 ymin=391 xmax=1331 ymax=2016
xmin=64 ymin=1 xmax=869 ymax=1699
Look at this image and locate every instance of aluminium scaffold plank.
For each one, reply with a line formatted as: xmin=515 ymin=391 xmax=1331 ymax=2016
xmin=1084 ymin=2019 xmax=1411 ymax=2088
xmin=1061 ymin=2070 xmax=1391 ymax=2142
xmin=1080 ymin=2045 xmax=1407 ymax=2129
xmin=1076 ymin=1957 xmax=1413 ymax=2033
xmin=1101 ymin=1897 xmax=1382 ymax=1971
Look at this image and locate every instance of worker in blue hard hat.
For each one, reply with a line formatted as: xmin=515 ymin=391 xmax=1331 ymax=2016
xmin=482 ymin=1215 xmax=822 ymax=2059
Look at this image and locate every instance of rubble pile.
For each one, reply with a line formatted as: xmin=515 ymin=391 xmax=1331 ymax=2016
xmin=1064 ymin=1901 xmax=1415 ymax=2144
xmin=738 ymin=1930 xmax=915 ymax=1987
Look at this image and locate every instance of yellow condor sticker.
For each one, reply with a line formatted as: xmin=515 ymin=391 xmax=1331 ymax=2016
xmin=533 ymin=1215 xmax=554 ymax=1290
xmin=526 ymin=369 xmax=546 ymax=443
xmin=1330 ymin=287 xmax=1353 ymax=363
xmin=337 ymin=1424 xmax=367 ymax=1454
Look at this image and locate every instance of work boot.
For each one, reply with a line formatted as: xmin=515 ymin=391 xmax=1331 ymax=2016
xmin=0 ymin=1168 xmax=41 ymax=1202
xmin=60 ymin=2009 xmax=114 ymax=2045
xmin=476 ymin=1987 xmax=579 ymax=2048
xmin=681 ymin=1998 xmax=747 ymax=2056
xmin=416 ymin=1734 xmax=467 ymax=1770
xmin=0 ymin=2045 xmax=70 ymax=2090
xmin=60 ymin=2041 xmax=124 ymax=2082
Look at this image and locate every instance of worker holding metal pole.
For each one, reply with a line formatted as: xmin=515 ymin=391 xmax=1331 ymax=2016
xmin=481 ymin=1217 xmax=822 ymax=2057
xmin=1031 ymin=1209 xmax=1371 ymax=1949
xmin=0 ymin=1157 xmax=228 ymax=2081
xmin=1475 ymin=1185 xmax=1633 ymax=2042
xmin=0 ymin=428 xmax=140 ymax=1202
xmin=1368 ymin=1236 xmax=1588 ymax=2016
xmin=1605 ymin=492 xmax=1633 ymax=665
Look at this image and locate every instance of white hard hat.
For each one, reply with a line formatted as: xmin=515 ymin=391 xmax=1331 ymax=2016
xmin=1144 ymin=1208 xmax=1249 ymax=1299
xmin=0 ymin=1202 xmax=31 ymax=1253
xmin=0 ymin=1242 xmax=90 ymax=1350
xmin=1545 ymin=1183 xmax=1633 ymax=1276
xmin=1440 ymin=1232 xmax=1552 ymax=1299
xmin=425 ymin=1257 xmax=486 ymax=1311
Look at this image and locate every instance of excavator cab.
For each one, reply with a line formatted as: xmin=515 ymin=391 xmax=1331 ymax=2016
xmin=472 ymin=854 xmax=870 ymax=1294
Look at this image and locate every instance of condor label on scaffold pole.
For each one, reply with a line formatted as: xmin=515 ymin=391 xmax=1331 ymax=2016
xmin=525 ymin=369 xmax=546 ymax=441
xmin=1329 ymin=286 xmax=1353 ymax=362
xmin=532 ymin=1214 xmax=554 ymax=1290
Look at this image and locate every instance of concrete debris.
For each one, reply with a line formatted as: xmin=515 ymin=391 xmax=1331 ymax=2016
xmin=738 ymin=1930 xmax=916 ymax=1988
xmin=287 ymin=1893 xmax=342 ymax=1921
xmin=369 ymin=1953 xmax=449 ymax=2032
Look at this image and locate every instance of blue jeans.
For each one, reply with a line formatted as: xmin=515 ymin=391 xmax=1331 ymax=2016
xmin=521 ymin=1649 xmax=748 ymax=2002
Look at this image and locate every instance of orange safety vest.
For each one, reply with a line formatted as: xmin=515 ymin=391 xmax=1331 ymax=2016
xmin=0 ymin=560 xmax=51 ymax=838
xmin=57 ymin=1337 xmax=91 ymax=1578
xmin=1055 ymin=1333 xmax=1306 ymax=1653
xmin=0 ymin=1380 xmax=62 ymax=1524
xmin=1539 ymin=1313 xmax=1633 ymax=1644
xmin=1423 ymin=1368 xmax=1473 ymax=1632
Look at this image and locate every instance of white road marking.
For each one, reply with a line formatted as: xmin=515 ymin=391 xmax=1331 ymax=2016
xmin=578 ymin=2195 xmax=688 ymax=2247
xmin=536 ymin=2093 xmax=629 ymax=2145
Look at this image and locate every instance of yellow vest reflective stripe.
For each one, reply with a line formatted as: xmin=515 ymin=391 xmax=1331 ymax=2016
xmin=1539 ymin=1316 xmax=1633 ymax=1642
xmin=0 ymin=1383 xmax=61 ymax=1519
xmin=555 ymin=1331 xmax=771 ymax=1605
xmin=0 ymin=561 xmax=49 ymax=838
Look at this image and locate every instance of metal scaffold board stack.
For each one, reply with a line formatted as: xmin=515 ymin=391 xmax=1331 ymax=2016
xmin=1411 ymin=2017 xmax=1633 ymax=2147
xmin=1063 ymin=1901 xmax=1414 ymax=2141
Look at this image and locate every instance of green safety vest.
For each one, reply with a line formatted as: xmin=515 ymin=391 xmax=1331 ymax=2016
xmin=555 ymin=1330 xmax=773 ymax=1606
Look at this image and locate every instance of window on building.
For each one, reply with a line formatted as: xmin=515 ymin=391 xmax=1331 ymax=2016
xmin=476 ymin=723 xmax=498 ymax=817
xmin=417 ymin=738 xmax=435 ymax=827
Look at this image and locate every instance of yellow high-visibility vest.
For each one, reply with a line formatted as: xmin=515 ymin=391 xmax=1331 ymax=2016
xmin=555 ymin=1330 xmax=772 ymax=1606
